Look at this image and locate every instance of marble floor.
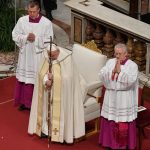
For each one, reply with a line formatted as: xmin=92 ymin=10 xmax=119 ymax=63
xmin=52 ymin=0 xmax=71 ymax=46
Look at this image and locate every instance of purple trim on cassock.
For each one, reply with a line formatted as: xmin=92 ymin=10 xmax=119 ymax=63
xmin=99 ymin=117 xmax=136 ymax=149
xmin=29 ymin=15 xmax=42 ymax=23
xmin=14 ymin=80 xmax=34 ymax=108
xmin=121 ymin=58 xmax=128 ymax=65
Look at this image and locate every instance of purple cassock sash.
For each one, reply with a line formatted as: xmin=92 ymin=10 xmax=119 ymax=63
xmin=111 ymin=58 xmax=129 ymax=145
xmin=113 ymin=58 xmax=129 ymax=146
xmin=29 ymin=15 xmax=42 ymax=23
xmin=113 ymin=122 xmax=128 ymax=147
xmin=120 ymin=58 xmax=128 ymax=65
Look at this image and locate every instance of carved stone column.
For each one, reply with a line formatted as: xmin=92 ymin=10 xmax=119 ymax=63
xmin=113 ymin=32 xmax=125 ymax=45
xmin=126 ymin=37 xmax=135 ymax=60
xmin=134 ymin=41 xmax=146 ymax=71
xmin=85 ymin=20 xmax=95 ymax=42
xmin=102 ymin=29 xmax=114 ymax=58
xmin=93 ymin=24 xmax=104 ymax=49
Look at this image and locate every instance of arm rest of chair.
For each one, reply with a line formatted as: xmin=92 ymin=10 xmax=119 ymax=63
xmin=84 ymin=81 xmax=104 ymax=104
xmin=86 ymin=81 xmax=103 ymax=98
xmin=86 ymin=81 xmax=103 ymax=92
xmin=87 ymin=93 xmax=97 ymax=99
xmin=87 ymin=93 xmax=103 ymax=104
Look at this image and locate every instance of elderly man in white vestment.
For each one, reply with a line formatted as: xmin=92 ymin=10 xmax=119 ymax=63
xmin=12 ymin=0 xmax=53 ymax=110
xmin=99 ymin=43 xmax=139 ymax=149
xmin=28 ymin=44 xmax=87 ymax=143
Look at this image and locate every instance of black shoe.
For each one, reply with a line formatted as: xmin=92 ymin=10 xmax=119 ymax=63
xmin=41 ymin=132 xmax=48 ymax=138
xmin=105 ymin=147 xmax=111 ymax=150
xmin=18 ymin=104 xmax=30 ymax=111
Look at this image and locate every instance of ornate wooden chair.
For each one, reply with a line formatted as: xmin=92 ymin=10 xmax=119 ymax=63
xmin=72 ymin=43 xmax=107 ymax=137
xmin=136 ymin=85 xmax=150 ymax=150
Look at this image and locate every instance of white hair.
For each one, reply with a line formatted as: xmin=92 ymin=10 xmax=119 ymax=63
xmin=46 ymin=44 xmax=59 ymax=52
xmin=114 ymin=43 xmax=127 ymax=53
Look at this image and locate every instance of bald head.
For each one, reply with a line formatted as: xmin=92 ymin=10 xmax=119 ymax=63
xmin=47 ymin=44 xmax=60 ymax=60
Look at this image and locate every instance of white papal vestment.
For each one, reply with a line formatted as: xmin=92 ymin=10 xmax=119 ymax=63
xmin=99 ymin=58 xmax=138 ymax=122
xmin=28 ymin=47 xmax=87 ymax=143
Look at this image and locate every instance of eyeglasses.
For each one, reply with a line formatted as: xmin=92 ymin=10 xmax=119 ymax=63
xmin=114 ymin=52 xmax=126 ymax=57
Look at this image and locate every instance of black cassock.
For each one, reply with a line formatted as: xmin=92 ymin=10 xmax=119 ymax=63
xmin=43 ymin=0 xmax=57 ymax=20
xmin=35 ymin=0 xmax=57 ymax=20
xmin=43 ymin=0 xmax=57 ymax=11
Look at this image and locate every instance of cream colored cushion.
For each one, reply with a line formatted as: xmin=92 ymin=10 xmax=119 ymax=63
xmin=84 ymin=96 xmax=101 ymax=122
xmin=72 ymin=43 xmax=107 ymax=123
xmin=72 ymin=44 xmax=107 ymax=85
xmin=72 ymin=44 xmax=107 ymax=97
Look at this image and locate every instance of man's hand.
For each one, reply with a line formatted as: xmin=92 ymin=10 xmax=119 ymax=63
xmin=112 ymin=60 xmax=121 ymax=80
xmin=48 ymin=72 xmax=53 ymax=80
xmin=45 ymin=80 xmax=53 ymax=90
xmin=113 ymin=60 xmax=121 ymax=74
xmin=45 ymin=73 xmax=53 ymax=90
xmin=115 ymin=60 xmax=121 ymax=73
xmin=27 ymin=33 xmax=35 ymax=42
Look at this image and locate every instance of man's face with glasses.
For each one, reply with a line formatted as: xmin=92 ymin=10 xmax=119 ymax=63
xmin=114 ymin=48 xmax=127 ymax=62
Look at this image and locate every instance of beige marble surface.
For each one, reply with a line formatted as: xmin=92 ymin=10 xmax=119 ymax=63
xmin=65 ymin=0 xmax=150 ymax=42
xmin=80 ymin=0 xmax=103 ymax=6
xmin=100 ymin=0 xmax=129 ymax=14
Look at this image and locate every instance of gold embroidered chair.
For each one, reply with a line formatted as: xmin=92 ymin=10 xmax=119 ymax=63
xmin=72 ymin=43 xmax=107 ymax=137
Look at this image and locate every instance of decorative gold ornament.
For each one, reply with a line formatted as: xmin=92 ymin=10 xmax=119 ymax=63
xmin=82 ymin=40 xmax=102 ymax=53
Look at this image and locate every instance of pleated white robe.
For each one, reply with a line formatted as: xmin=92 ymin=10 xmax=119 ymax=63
xmin=12 ymin=15 xmax=53 ymax=84
xmin=99 ymin=58 xmax=139 ymax=122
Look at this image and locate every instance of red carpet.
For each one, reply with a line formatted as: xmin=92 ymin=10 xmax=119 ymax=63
xmin=0 ymin=77 xmax=150 ymax=150
xmin=0 ymin=77 xmax=105 ymax=150
xmin=0 ymin=101 xmax=104 ymax=150
xmin=0 ymin=76 xmax=16 ymax=103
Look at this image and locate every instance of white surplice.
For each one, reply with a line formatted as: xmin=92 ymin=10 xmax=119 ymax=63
xmin=28 ymin=47 xmax=87 ymax=143
xmin=12 ymin=15 xmax=53 ymax=84
xmin=99 ymin=58 xmax=139 ymax=122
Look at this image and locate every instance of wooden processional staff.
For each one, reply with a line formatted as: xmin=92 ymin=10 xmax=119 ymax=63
xmin=44 ymin=36 xmax=53 ymax=148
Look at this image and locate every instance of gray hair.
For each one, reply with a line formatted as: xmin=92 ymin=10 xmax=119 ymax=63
xmin=28 ymin=0 xmax=40 ymax=9
xmin=114 ymin=43 xmax=127 ymax=53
